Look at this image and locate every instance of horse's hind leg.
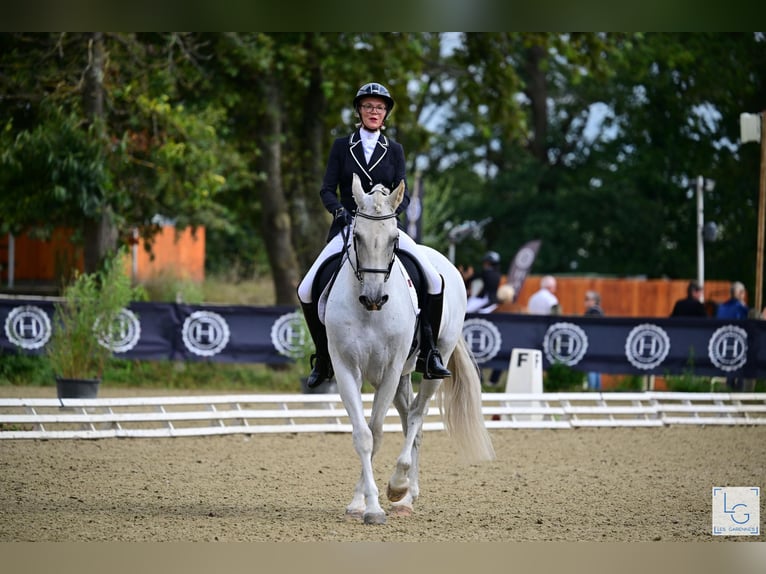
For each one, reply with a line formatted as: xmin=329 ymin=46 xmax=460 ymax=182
xmin=388 ymin=377 xmax=440 ymax=510
xmin=388 ymin=375 xmax=414 ymax=505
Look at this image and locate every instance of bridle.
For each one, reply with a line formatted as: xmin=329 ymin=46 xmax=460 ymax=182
xmin=345 ymin=210 xmax=398 ymax=283
xmin=341 ymin=182 xmax=400 ymax=284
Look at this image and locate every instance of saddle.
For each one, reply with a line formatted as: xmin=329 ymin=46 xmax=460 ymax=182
xmin=312 ymin=250 xmax=426 ymax=357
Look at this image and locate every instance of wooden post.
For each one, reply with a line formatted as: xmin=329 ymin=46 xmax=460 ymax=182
xmin=756 ymin=112 xmax=766 ymax=314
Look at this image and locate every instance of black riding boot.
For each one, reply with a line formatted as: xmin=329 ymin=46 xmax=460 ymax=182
xmin=416 ymin=281 xmax=452 ymax=379
xmin=300 ymin=301 xmax=334 ymax=388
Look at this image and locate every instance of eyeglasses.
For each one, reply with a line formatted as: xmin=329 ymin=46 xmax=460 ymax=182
xmin=360 ymin=104 xmax=387 ymax=113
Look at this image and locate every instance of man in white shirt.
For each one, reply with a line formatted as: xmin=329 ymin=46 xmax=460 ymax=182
xmin=527 ymin=275 xmax=560 ymax=315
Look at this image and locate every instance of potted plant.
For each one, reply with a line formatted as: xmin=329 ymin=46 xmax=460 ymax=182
xmin=47 ymin=247 xmax=141 ymax=399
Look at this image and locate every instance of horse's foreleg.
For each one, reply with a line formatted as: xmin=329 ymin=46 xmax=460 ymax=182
xmin=337 ymin=373 xmax=386 ymax=525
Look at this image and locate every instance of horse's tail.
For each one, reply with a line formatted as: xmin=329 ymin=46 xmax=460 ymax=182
xmin=439 ymin=336 xmax=496 ymax=463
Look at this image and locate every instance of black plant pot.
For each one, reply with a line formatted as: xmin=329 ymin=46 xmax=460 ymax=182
xmin=56 ymin=377 xmax=101 ymax=399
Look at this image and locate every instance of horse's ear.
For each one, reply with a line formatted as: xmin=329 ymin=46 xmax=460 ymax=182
xmin=352 ymin=173 xmax=364 ymax=206
xmin=393 ymin=180 xmax=406 ymax=209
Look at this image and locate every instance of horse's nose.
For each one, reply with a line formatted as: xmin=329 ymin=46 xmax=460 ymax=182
xmin=359 ymin=294 xmax=389 ymax=311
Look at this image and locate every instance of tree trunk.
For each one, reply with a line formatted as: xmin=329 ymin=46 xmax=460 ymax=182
xmin=258 ymin=77 xmax=301 ymax=305
xmin=81 ymin=32 xmax=117 ymax=273
xmin=525 ymin=44 xmax=548 ymax=164
xmin=292 ymin=33 xmax=332 ymax=271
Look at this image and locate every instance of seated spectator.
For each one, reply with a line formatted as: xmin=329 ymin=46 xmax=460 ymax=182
xmin=670 ymin=281 xmax=707 ymax=317
xmin=715 ymin=281 xmax=749 ymax=320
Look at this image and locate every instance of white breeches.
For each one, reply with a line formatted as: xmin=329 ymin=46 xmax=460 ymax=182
xmin=297 ymin=227 xmax=443 ymax=303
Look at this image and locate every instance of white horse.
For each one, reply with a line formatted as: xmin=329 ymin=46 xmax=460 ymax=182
xmin=324 ymin=173 xmax=495 ymax=525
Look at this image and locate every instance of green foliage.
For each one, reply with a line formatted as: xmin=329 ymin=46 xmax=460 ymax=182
xmin=543 ymin=363 xmax=585 ymax=392
xmin=0 ymin=105 xmax=112 ymax=235
xmin=664 ymin=349 xmax=711 ymax=392
xmin=613 ymin=375 xmax=645 ymax=392
xmin=0 ymin=351 xmax=52 ymax=386
xmin=103 ymin=359 xmax=305 ymax=393
xmin=140 ymin=268 xmax=205 ymax=303
xmin=2 ymin=33 xmax=766 ymax=300
xmin=665 ymin=374 xmax=711 ymax=393
xmin=46 ymin=248 xmax=144 ymax=380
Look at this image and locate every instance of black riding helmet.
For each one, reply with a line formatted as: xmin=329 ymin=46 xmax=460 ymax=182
xmin=483 ymin=251 xmax=501 ymax=266
xmin=353 ymin=82 xmax=395 ymax=118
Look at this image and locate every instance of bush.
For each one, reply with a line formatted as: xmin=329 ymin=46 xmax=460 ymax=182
xmin=613 ymin=375 xmax=645 ymax=392
xmin=140 ymin=268 xmax=204 ymax=303
xmin=0 ymin=351 xmax=51 ymax=386
xmin=544 ymin=362 xmax=584 ymax=392
xmin=47 ymin=248 xmax=144 ymax=381
xmin=665 ymin=374 xmax=711 ymax=392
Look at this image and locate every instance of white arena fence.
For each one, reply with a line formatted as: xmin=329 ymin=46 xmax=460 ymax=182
xmin=1 ymin=392 xmax=766 ymax=440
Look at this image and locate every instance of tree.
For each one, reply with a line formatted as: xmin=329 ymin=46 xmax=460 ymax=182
xmin=0 ymin=32 xmax=247 ymax=273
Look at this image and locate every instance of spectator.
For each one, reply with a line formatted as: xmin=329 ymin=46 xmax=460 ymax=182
xmin=527 ymin=275 xmax=560 ymax=315
xmin=462 ymin=251 xmax=502 ymax=313
xmin=485 ymin=284 xmax=517 ymax=387
xmin=715 ymin=281 xmax=748 ymax=320
xmin=583 ymin=290 xmax=604 ymax=391
xmin=715 ymin=281 xmax=749 ymax=392
xmin=670 ymin=281 xmax=707 ymax=317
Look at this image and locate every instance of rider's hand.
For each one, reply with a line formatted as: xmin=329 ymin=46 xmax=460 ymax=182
xmin=334 ymin=207 xmax=353 ymax=226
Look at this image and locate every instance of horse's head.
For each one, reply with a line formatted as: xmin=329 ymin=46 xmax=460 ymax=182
xmin=350 ymin=173 xmax=405 ymax=311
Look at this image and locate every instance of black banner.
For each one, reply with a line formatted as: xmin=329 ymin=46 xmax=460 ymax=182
xmin=465 ymin=313 xmax=764 ymax=378
xmin=505 ymin=239 xmax=541 ymax=302
xmin=1 ymin=298 xmax=763 ymax=378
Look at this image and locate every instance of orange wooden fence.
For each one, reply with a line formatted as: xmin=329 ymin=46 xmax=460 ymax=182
xmin=497 ymin=275 xmax=733 ymax=318
xmin=0 ymin=226 xmax=205 ymax=288
xmin=492 ymin=275 xmax=736 ymax=390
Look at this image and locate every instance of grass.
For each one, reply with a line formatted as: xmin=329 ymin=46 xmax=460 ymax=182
xmin=202 ymin=276 xmax=277 ymax=305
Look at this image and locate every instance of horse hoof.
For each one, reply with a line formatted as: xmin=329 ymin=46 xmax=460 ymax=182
xmin=363 ymin=511 xmax=387 ymax=525
xmin=387 ymin=483 xmax=408 ymax=503
xmin=389 ymin=504 xmax=413 ymax=518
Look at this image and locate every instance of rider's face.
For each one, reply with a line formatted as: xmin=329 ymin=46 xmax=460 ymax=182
xmin=358 ymin=97 xmax=387 ymax=131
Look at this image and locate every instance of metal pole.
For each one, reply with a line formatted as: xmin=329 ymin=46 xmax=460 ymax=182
xmin=7 ymin=233 xmax=14 ymax=289
xmin=756 ymin=112 xmax=766 ymax=314
xmin=696 ymin=175 xmax=704 ymax=299
xmin=131 ymin=227 xmax=139 ymax=283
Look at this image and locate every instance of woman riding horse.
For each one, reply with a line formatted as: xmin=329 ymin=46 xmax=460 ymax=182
xmin=296 ymin=81 xmax=451 ymax=387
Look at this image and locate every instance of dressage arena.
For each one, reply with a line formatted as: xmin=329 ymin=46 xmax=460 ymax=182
xmin=1 ymin=387 xmax=765 ymax=542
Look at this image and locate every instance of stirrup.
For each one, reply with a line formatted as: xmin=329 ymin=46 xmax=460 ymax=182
xmin=416 ymin=349 xmax=451 ymax=379
xmin=306 ymin=354 xmax=333 ymax=388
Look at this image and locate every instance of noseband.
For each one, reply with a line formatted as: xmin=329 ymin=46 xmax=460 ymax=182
xmin=348 ymin=210 xmax=398 ymax=283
